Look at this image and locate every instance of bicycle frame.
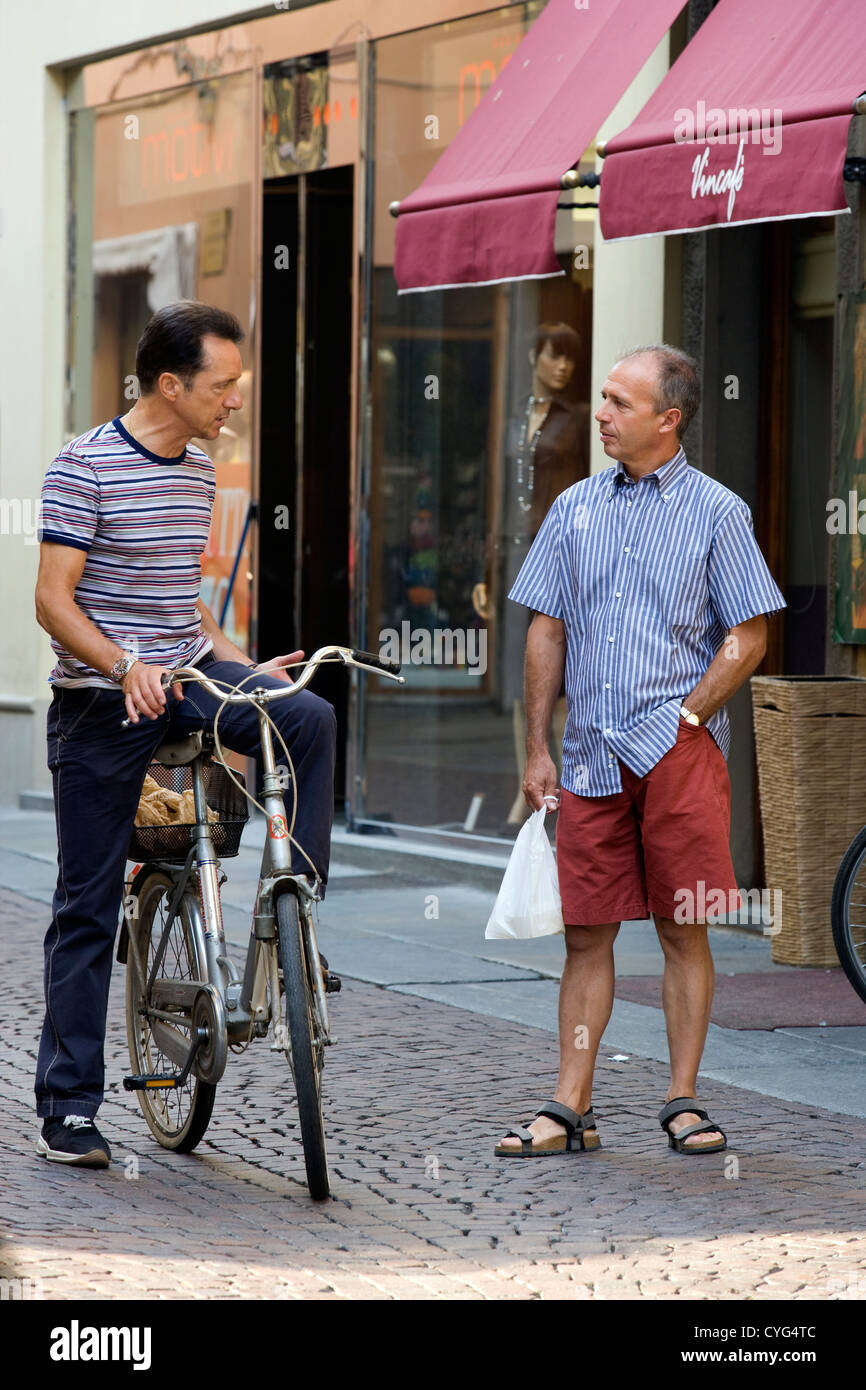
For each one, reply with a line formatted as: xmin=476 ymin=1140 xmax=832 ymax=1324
xmin=126 ymin=646 xmax=403 ymax=1075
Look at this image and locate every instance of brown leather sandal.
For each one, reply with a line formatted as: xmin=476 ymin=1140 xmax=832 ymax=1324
xmin=659 ymin=1097 xmax=727 ymax=1154
xmin=495 ymin=1100 xmax=601 ymax=1157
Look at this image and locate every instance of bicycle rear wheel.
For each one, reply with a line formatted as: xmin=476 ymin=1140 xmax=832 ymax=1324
xmin=831 ymin=824 xmax=866 ymax=1007
xmin=276 ymin=889 xmax=329 ymax=1199
xmin=125 ymin=869 xmax=217 ymax=1151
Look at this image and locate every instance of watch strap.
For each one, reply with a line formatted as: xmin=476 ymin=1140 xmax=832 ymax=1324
xmin=110 ymin=654 xmax=138 ymax=683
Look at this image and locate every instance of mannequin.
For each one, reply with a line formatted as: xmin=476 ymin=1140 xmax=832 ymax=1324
xmin=473 ymin=322 xmax=589 ymax=825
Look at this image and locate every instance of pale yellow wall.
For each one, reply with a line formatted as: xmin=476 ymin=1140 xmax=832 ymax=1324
xmin=590 ymin=33 xmax=671 ymax=474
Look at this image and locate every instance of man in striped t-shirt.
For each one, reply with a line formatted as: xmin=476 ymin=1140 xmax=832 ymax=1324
xmin=33 ymin=301 xmax=336 ymax=1168
xmin=495 ymin=346 xmax=785 ymax=1162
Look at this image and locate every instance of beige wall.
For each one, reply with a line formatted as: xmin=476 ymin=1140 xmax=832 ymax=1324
xmin=589 ymin=32 xmax=671 ymax=475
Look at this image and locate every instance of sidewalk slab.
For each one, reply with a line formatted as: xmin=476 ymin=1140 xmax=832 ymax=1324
xmin=3 ymin=882 xmax=866 ymax=1302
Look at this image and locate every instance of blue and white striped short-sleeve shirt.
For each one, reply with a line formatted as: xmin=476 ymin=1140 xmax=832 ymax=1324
xmin=508 ymin=447 xmax=786 ymax=796
xmin=39 ymin=416 xmax=216 ymax=687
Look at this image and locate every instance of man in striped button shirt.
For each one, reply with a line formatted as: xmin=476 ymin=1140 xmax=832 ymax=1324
xmin=496 ymin=345 xmax=785 ymax=1159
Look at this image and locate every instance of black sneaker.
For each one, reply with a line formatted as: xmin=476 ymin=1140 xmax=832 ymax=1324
xmin=37 ymin=1115 xmax=111 ymax=1168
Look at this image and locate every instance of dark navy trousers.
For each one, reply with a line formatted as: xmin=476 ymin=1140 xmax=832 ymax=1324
xmin=35 ymin=654 xmax=337 ymax=1118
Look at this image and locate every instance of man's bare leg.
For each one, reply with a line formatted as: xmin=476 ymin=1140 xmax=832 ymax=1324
xmin=498 ymin=921 xmax=619 ymax=1149
xmin=654 ymin=915 xmax=723 ymax=1149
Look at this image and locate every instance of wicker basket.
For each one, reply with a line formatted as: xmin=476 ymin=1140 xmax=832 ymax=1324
xmin=751 ymin=675 xmax=866 ymax=966
xmin=127 ymin=761 xmax=249 ymax=865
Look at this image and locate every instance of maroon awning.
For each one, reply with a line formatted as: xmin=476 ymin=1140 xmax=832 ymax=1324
xmin=600 ymin=0 xmax=866 ymax=240
xmin=394 ymin=0 xmax=687 ymax=293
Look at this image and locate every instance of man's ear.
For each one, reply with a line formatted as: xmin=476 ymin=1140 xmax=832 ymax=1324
xmin=158 ymin=371 xmax=180 ymax=402
xmin=660 ymin=408 xmax=681 ymax=436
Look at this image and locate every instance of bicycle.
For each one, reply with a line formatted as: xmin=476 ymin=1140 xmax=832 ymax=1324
xmin=117 ymin=645 xmax=404 ymax=1199
xmin=831 ymin=827 xmax=866 ymax=1007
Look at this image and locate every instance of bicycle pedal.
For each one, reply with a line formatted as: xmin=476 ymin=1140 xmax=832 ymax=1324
xmin=123 ymin=1073 xmax=179 ymax=1091
xmin=324 ymin=972 xmax=342 ymax=994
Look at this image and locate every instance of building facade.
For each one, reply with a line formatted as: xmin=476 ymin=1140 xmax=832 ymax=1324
xmin=2 ymin=0 xmax=861 ymax=890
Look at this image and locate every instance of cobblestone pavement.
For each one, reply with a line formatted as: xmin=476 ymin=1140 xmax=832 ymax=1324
xmin=2 ymin=886 xmax=866 ymax=1301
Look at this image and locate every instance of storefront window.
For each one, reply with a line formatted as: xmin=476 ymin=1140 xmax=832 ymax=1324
xmin=68 ymin=72 xmax=257 ymax=651
xmin=361 ymin=7 xmax=594 ymax=838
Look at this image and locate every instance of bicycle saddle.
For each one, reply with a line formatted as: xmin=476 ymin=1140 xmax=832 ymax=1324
xmin=151 ymin=731 xmax=215 ymax=766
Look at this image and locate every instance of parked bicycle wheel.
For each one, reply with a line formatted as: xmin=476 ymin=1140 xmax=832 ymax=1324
xmin=831 ymin=824 xmax=866 ymax=1006
xmin=125 ymin=869 xmax=216 ymax=1151
xmin=276 ymin=889 xmax=329 ymax=1199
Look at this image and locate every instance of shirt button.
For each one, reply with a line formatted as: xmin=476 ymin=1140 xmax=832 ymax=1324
xmin=604 ymin=682 xmax=611 ymax=689
xmin=605 ymin=728 xmax=612 ymax=735
xmin=627 ymin=500 xmax=632 ymax=507
xmin=623 ymin=546 xmax=630 ymax=553
xmin=615 ymin=591 xmax=621 ymax=598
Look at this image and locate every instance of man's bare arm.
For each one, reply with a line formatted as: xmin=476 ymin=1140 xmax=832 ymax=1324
xmin=684 ymin=614 xmax=768 ymax=722
xmin=523 ymin=612 xmax=566 ymax=810
xmin=196 ymin=599 xmax=305 ymax=683
xmin=35 ymin=541 xmax=181 ymax=724
xmin=35 ymin=543 xmax=128 ymax=678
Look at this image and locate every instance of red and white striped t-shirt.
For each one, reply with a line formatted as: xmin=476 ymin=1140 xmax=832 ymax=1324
xmin=39 ymin=416 xmax=215 ymax=687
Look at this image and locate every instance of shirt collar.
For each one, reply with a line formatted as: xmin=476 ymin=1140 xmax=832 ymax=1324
xmin=606 ymin=445 xmax=688 ymax=501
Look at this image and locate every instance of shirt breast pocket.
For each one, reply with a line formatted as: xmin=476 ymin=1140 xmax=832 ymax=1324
xmin=669 ymin=552 xmax=710 ymax=625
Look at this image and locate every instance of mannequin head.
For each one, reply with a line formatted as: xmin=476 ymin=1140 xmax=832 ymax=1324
xmin=530 ymin=321 xmax=580 ymax=397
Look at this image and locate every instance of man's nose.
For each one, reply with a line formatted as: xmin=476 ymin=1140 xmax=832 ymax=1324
xmin=595 ymin=405 xmax=608 ymax=422
xmin=226 ymin=389 xmax=243 ymax=410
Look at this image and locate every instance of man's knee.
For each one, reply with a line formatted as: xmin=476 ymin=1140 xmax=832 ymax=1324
xmin=654 ymin=916 xmax=710 ymax=954
xmin=276 ymin=690 xmax=336 ymax=746
xmin=564 ymin=921 xmax=619 ymax=955
xmin=307 ymin=693 xmax=337 ymax=741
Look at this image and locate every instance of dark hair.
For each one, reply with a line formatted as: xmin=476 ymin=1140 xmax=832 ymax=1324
xmin=534 ymin=321 xmax=581 ymax=363
xmin=620 ymin=343 xmax=701 ymax=440
xmin=136 ymin=300 xmax=244 ymax=394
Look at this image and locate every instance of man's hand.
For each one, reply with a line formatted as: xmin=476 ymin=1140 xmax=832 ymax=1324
xmin=523 ymin=749 xmax=559 ymax=812
xmin=682 ymin=614 xmax=768 ymax=723
xmin=122 ymin=663 xmax=184 ymax=724
xmin=523 ymin=613 xmax=566 ymax=811
xmin=253 ymin=650 xmax=305 ymax=684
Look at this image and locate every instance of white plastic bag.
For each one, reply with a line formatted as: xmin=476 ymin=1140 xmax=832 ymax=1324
xmin=485 ymin=806 xmax=564 ymax=940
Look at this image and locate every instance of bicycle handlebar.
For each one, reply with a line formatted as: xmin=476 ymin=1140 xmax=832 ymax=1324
xmin=163 ymin=644 xmax=404 ymax=705
xmin=120 ymin=644 xmax=403 ymax=727
xmin=346 ymin=648 xmax=402 ymax=678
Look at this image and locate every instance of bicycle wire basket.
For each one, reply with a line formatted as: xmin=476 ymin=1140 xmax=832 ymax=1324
xmin=127 ymin=760 xmax=250 ymax=864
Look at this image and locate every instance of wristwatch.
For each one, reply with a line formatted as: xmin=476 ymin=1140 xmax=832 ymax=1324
xmin=109 ymin=653 xmax=139 ymax=684
xmin=680 ymin=704 xmax=700 ymax=726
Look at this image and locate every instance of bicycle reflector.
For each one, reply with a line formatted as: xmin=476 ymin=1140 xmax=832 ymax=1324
xmin=123 ymin=1074 xmax=179 ymax=1091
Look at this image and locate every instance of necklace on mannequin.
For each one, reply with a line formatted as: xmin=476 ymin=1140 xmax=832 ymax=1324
xmin=515 ymin=393 xmax=552 ymax=513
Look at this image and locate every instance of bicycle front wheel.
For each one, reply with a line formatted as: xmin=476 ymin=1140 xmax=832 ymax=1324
xmin=831 ymin=824 xmax=866 ymax=1006
xmin=125 ymin=868 xmax=217 ymax=1152
xmin=276 ymin=889 xmax=329 ymax=1199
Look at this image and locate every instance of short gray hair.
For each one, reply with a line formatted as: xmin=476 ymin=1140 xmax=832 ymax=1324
xmin=619 ymin=344 xmax=701 ymax=441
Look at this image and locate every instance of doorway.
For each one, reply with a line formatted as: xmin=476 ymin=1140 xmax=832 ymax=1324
xmin=258 ymin=164 xmax=354 ymax=803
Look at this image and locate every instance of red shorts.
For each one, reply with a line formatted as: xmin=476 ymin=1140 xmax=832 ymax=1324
xmin=555 ymin=721 xmax=739 ymax=925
